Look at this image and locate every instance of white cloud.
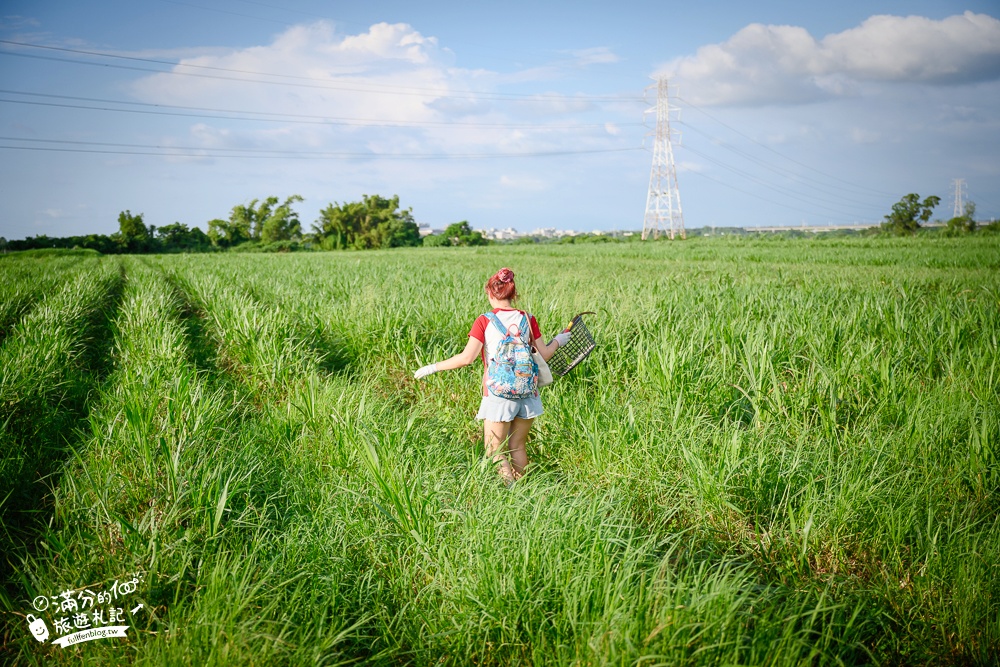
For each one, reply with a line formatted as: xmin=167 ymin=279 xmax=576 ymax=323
xmin=824 ymin=13 xmax=1000 ymax=83
xmin=132 ymin=22 xmax=456 ymax=128
xmin=657 ymin=11 xmax=1000 ymax=106
xmin=128 ymin=21 xmax=623 ymax=159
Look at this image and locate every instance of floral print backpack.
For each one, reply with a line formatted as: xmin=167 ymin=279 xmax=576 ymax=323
xmin=484 ymin=312 xmax=538 ymax=399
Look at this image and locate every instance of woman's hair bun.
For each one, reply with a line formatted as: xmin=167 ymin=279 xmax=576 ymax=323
xmin=486 ymin=267 xmax=518 ymax=300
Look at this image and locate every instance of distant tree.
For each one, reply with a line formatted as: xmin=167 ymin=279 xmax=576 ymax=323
xmin=421 ymin=233 xmax=451 ymax=247
xmin=80 ymin=233 xmax=118 ymax=254
xmin=314 ymin=200 xmax=363 ymax=250
xmin=207 ymin=195 xmax=302 ymax=247
xmin=156 ymin=222 xmax=212 ymax=251
xmin=945 ymin=201 xmax=977 ymax=236
xmin=206 ymin=218 xmax=236 ymax=247
xmin=312 ymin=194 xmax=421 ymax=250
xmin=259 ymin=195 xmax=304 ymax=243
xmin=117 ymin=210 xmax=150 ymax=252
xmin=0 ymin=237 xmax=6 ymax=253
xmin=444 ymin=221 xmax=487 ymax=246
xmin=881 ymin=194 xmax=941 ymax=236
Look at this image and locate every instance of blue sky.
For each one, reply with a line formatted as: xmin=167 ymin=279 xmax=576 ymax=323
xmin=1 ymin=0 xmax=998 ymax=238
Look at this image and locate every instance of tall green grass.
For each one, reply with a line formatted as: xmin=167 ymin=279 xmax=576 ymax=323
xmin=0 ymin=253 xmax=89 ymax=344
xmin=2 ymin=235 xmax=998 ymax=665
xmin=0 ymin=256 xmax=122 ymax=587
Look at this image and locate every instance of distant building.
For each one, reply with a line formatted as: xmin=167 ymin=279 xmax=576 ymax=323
xmin=530 ymin=228 xmax=579 ymax=238
xmin=417 ymin=224 xmax=445 ymax=237
xmin=480 ymin=227 xmax=521 ymax=240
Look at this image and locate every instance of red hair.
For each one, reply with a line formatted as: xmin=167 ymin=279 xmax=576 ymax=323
xmin=485 ymin=267 xmax=518 ymax=301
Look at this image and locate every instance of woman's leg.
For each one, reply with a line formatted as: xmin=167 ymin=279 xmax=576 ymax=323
xmin=484 ymin=420 xmax=514 ymax=482
xmin=507 ymin=417 xmax=534 ymax=479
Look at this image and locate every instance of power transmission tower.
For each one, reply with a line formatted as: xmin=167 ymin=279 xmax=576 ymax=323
xmin=952 ymin=178 xmax=967 ymax=218
xmin=642 ymin=78 xmax=684 ymax=240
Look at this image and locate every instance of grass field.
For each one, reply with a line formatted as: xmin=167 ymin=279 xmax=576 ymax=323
xmin=1 ymin=236 xmax=998 ymax=665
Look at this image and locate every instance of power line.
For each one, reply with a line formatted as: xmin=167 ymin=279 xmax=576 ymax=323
xmin=148 ymin=1 xmax=611 ymax=87
xmin=680 ymin=144 xmax=882 ymax=219
xmin=678 ymin=120 xmax=888 ymax=207
xmin=685 ymin=170 xmax=863 ymax=224
xmin=0 ymin=90 xmax=641 ymax=130
xmin=968 ymin=189 xmax=999 ymax=212
xmin=0 ymin=139 xmax=643 ymax=160
xmin=675 ymin=95 xmax=897 ymax=198
xmin=0 ymin=40 xmax=643 ymax=104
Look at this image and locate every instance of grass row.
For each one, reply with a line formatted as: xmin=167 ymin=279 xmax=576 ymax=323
xmin=0 ymin=253 xmax=88 ymax=345
xmin=0 ymin=256 xmax=123 ymax=590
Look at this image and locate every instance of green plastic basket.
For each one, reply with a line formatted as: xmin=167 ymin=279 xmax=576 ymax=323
xmin=548 ymin=312 xmax=596 ymax=377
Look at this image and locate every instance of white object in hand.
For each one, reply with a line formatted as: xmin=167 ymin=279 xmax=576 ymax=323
xmin=414 ymin=363 xmax=438 ymax=379
xmin=552 ymin=331 xmax=571 ymax=348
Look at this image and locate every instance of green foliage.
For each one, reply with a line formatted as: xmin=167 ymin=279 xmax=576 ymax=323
xmin=945 ymin=201 xmax=978 ymax=236
xmin=557 ymin=233 xmax=616 ymax=244
xmin=313 ymin=194 xmax=421 ymax=249
xmin=945 ymin=216 xmax=977 ymax=236
xmin=7 ymin=233 xmax=121 ymax=254
xmin=444 ymin=220 xmax=488 ymax=246
xmin=155 ymin=222 xmax=212 ymax=251
xmin=421 ymin=233 xmax=451 ymax=247
xmin=117 ymin=209 xmax=150 ymax=252
xmin=881 ymin=193 xmax=941 ymax=235
xmin=7 ymin=222 xmax=213 ymax=255
xmin=0 ymin=247 xmax=101 ymax=258
xmin=209 ymin=195 xmax=303 ymax=247
xmin=229 ymin=239 xmax=310 ymax=253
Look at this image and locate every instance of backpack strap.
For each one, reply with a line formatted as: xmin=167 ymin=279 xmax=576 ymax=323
xmin=484 ymin=312 xmax=508 ymax=337
xmin=485 ymin=311 xmax=532 ymax=344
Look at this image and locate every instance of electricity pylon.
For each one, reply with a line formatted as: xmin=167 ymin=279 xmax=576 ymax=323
xmin=642 ymin=77 xmax=684 ymax=240
xmin=952 ymin=178 xmax=967 ymax=218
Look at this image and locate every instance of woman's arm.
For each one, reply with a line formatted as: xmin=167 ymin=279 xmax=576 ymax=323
xmin=415 ymin=336 xmax=484 ymax=379
xmin=534 ymin=335 xmax=558 ymax=361
xmin=530 ymin=314 xmax=570 ymax=362
xmin=436 ymin=336 xmax=483 ymax=371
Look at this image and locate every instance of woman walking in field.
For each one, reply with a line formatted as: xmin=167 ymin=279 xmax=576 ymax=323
xmin=414 ymin=267 xmax=570 ymax=483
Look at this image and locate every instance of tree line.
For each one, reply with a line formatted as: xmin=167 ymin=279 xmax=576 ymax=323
xmin=6 ymin=194 xmax=489 ymax=254
xmin=880 ymin=193 xmax=995 ymax=236
xmin=7 ymin=192 xmax=996 ymax=254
